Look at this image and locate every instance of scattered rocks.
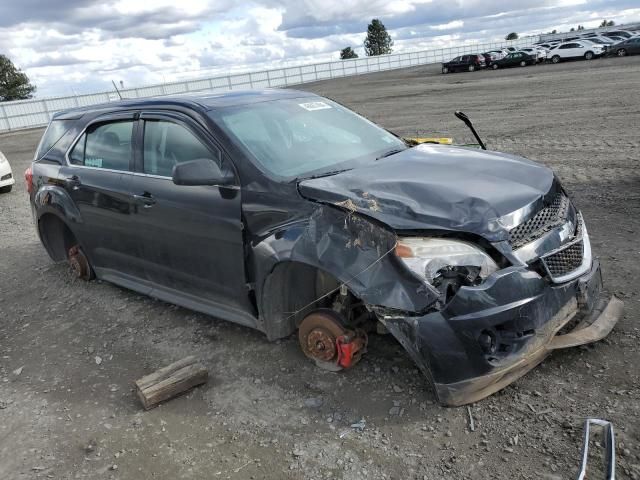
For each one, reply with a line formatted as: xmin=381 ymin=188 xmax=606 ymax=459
xmin=304 ymin=397 xmax=323 ymax=408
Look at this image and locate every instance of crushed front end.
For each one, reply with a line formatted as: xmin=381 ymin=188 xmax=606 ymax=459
xmin=376 ymin=190 xmax=623 ymax=406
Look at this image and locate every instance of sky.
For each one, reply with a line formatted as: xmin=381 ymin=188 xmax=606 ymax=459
xmin=0 ymin=0 xmax=638 ymax=97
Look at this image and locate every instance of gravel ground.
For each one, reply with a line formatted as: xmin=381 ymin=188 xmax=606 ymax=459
xmin=1 ymin=55 xmax=639 ymax=480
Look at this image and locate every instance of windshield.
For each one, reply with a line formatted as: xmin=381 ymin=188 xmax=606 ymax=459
xmin=210 ymin=97 xmax=406 ymax=179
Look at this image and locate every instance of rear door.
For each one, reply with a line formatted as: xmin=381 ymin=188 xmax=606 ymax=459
xmin=629 ymin=38 xmax=640 ymax=53
xmin=62 ymin=114 xmax=147 ymax=282
xmin=128 ymin=111 xmax=254 ymax=316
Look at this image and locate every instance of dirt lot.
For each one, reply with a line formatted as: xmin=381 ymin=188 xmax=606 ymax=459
xmin=1 ymin=55 xmax=639 ymax=480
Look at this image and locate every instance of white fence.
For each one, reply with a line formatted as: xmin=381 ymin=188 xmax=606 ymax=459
xmin=0 ymin=37 xmax=537 ymax=132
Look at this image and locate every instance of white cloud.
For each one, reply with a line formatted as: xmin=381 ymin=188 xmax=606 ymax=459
xmin=0 ymin=0 xmax=636 ymax=96
xmin=430 ymin=20 xmax=464 ymax=30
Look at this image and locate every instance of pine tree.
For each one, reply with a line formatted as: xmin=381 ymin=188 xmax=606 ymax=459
xmin=364 ymin=19 xmax=394 ymax=56
xmin=340 ymin=47 xmax=359 ymax=59
xmin=0 ymin=54 xmax=36 ymax=101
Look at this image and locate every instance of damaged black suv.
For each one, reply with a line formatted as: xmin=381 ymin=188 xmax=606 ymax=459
xmin=27 ymin=89 xmax=623 ymax=406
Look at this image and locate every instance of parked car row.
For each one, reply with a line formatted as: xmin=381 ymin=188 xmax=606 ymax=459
xmin=442 ymin=28 xmax=640 ymax=74
xmin=535 ymin=28 xmax=640 ymax=58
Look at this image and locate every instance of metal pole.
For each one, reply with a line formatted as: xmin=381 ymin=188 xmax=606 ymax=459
xmin=0 ymin=103 xmax=10 ymax=131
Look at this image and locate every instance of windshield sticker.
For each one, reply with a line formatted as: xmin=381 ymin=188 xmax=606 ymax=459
xmin=299 ymin=101 xmax=332 ymax=111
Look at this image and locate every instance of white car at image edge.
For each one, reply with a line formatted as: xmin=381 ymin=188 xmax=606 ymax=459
xmin=548 ymin=41 xmax=605 ymax=63
xmin=0 ymin=150 xmax=15 ymax=193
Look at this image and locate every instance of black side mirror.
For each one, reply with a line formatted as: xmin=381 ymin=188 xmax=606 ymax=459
xmin=172 ymin=158 xmax=233 ymax=186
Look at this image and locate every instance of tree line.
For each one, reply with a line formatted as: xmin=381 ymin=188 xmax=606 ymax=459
xmin=340 ymin=19 xmax=393 ymax=59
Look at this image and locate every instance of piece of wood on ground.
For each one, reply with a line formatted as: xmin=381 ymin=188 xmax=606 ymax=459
xmin=134 ymin=356 xmax=208 ymax=410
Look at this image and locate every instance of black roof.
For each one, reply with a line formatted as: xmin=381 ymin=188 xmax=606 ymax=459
xmin=54 ymin=88 xmax=318 ymax=120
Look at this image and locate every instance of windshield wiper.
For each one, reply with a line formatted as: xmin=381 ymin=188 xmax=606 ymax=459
xmin=376 ymin=148 xmax=406 ymax=160
xmin=297 ymin=168 xmax=353 ymax=181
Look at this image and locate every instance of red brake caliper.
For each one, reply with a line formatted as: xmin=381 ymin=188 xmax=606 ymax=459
xmin=336 ymin=331 xmax=367 ymax=369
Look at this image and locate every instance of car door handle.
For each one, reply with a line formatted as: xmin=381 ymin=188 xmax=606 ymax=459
xmin=66 ymin=175 xmax=81 ymax=190
xmin=132 ymin=193 xmax=156 ymax=207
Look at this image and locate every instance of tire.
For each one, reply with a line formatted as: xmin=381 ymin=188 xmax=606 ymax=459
xmin=0 ymin=185 xmax=12 ymax=194
xmin=551 ymin=55 xmax=560 ymax=64
xmin=584 ymin=51 xmax=594 ymax=60
xmin=442 ymin=66 xmax=448 ymax=74
xmin=468 ymin=64 xmax=475 ymax=72
xmin=492 ymin=63 xmax=498 ymax=70
xmin=519 ymin=60 xmax=526 ymax=67
xmin=617 ymin=48 xmax=627 ymax=57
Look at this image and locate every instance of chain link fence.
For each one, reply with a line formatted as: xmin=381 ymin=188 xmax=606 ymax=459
xmin=0 ymin=37 xmax=537 ymax=132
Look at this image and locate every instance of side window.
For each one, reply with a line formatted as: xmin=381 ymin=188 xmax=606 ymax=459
xmin=69 ymin=120 xmax=134 ymax=171
xmin=37 ymin=119 xmax=73 ymax=159
xmin=559 ymin=44 xmax=570 ymax=49
xmin=143 ymin=120 xmax=220 ymax=177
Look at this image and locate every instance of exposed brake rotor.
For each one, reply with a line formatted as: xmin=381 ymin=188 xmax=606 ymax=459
xmin=68 ymin=245 xmax=91 ymax=281
xmin=298 ymin=309 xmax=367 ymax=371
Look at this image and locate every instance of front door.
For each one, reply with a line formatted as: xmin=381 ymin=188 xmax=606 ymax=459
xmin=128 ymin=112 xmax=255 ymax=319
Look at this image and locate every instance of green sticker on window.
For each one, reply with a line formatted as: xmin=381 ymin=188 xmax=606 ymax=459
xmin=85 ymin=157 xmax=103 ymax=168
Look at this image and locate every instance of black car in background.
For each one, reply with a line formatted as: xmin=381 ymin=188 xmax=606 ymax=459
xmin=441 ymin=54 xmax=485 ymax=73
xmin=490 ymin=51 xmax=536 ymax=69
xmin=609 ymin=37 xmax=640 ymax=56
xmin=26 ymin=90 xmax=622 ymax=406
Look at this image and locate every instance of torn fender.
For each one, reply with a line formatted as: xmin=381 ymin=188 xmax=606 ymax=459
xmin=250 ymin=202 xmax=439 ymax=338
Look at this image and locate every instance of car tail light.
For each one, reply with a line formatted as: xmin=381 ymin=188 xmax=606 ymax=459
xmin=24 ymin=167 xmax=33 ymax=194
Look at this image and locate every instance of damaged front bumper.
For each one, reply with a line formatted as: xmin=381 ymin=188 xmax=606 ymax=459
xmin=381 ymin=259 xmax=623 ymax=407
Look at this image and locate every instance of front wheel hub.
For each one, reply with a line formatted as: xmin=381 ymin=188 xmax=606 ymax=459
xmin=298 ymin=309 xmax=367 ymax=371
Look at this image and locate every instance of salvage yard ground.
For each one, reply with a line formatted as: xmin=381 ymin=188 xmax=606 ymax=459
xmin=1 ymin=55 xmax=639 ymax=479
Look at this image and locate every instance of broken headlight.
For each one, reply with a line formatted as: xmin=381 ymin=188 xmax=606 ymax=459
xmin=395 ymin=238 xmax=498 ymax=301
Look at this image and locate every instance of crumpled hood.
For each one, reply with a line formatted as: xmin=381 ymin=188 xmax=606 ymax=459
xmin=298 ymin=144 xmax=556 ymax=242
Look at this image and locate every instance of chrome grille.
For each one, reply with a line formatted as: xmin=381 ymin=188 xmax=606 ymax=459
xmin=542 ymin=240 xmax=584 ymax=277
xmin=509 ymin=194 xmax=570 ymax=248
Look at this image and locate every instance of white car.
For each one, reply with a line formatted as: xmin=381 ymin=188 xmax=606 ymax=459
xmin=548 ymin=41 xmax=605 ymax=63
xmin=519 ymin=47 xmax=547 ymax=62
xmin=0 ymin=150 xmax=15 ymax=193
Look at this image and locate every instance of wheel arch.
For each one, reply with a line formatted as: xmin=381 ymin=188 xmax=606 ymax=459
xmin=38 ymin=212 xmax=78 ymax=262
xmin=259 ymin=260 xmax=343 ymax=341
xmin=33 ymin=185 xmax=84 ymax=262
xmin=250 ymin=206 xmax=438 ymax=340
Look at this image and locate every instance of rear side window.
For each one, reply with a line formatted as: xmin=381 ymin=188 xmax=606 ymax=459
xmin=69 ymin=120 xmax=134 ymax=171
xmin=36 ymin=120 xmax=73 ymax=159
xmin=142 ymin=120 xmax=220 ymax=177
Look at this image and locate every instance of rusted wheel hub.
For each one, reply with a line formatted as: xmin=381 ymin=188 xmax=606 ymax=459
xmin=298 ymin=309 xmax=367 ymax=371
xmin=306 ymin=328 xmax=339 ymax=362
xmin=68 ymin=245 xmax=91 ymax=280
